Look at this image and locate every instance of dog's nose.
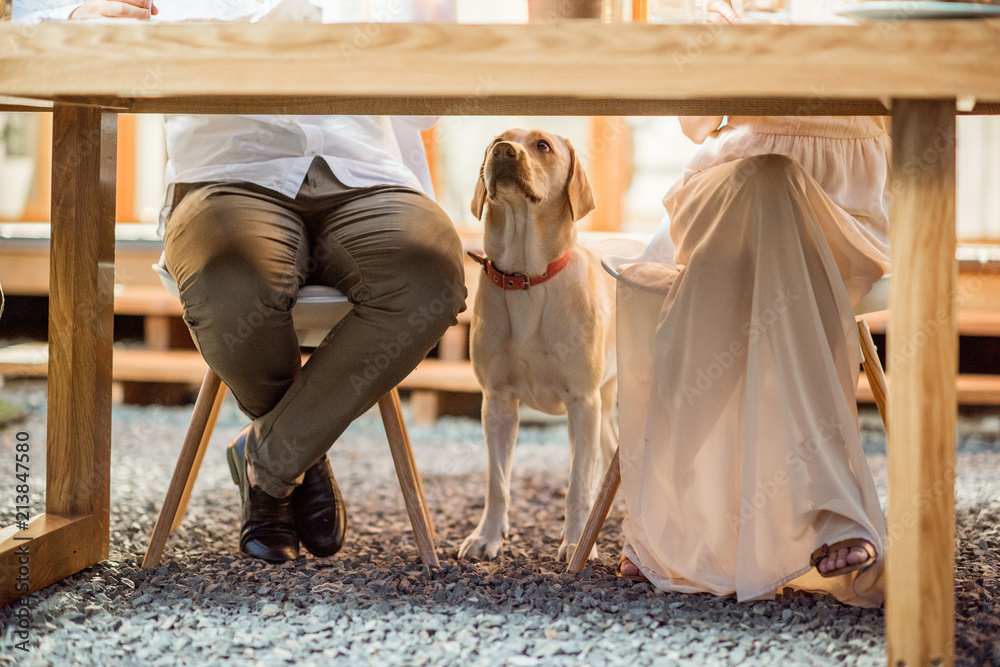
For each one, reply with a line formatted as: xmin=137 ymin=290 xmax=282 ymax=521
xmin=492 ymin=142 xmax=518 ymax=161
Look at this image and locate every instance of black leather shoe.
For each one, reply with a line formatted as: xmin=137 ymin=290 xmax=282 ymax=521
xmin=226 ymin=426 xmax=299 ymax=563
xmin=291 ymin=456 xmax=348 ymax=558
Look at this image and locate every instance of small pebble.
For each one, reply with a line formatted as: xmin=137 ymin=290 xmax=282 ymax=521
xmin=0 ymin=387 xmax=996 ymax=665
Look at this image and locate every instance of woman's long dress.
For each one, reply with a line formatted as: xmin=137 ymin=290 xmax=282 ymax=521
xmin=614 ymin=116 xmax=891 ymax=607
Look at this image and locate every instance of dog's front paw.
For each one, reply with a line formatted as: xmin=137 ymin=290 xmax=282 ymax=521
xmin=457 ymin=530 xmax=505 ymax=560
xmin=558 ymin=539 xmax=598 ymax=563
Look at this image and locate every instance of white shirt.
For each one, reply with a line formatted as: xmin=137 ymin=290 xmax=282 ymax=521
xmin=15 ymin=1 xmax=437 ymax=234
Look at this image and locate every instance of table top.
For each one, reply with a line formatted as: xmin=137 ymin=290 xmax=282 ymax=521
xmin=1 ymin=20 xmax=999 ymax=115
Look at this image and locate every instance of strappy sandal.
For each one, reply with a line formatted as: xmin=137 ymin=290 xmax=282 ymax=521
xmin=810 ymin=538 xmax=877 ymax=578
xmin=617 ymin=554 xmax=650 ymax=583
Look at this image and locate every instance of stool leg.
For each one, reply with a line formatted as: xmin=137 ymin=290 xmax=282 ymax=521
xmin=858 ymin=319 xmax=890 ymax=437
xmin=568 ymin=447 xmax=620 ymax=575
xmin=386 ymin=388 xmax=434 ymax=538
xmin=378 ymin=388 xmax=440 ymax=568
xmin=170 ymin=382 xmax=227 ymax=533
xmin=142 ymin=368 xmax=225 ymax=570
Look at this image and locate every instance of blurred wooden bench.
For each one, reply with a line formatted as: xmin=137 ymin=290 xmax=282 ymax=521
xmin=3 ymin=235 xmax=1000 ymax=413
xmin=0 ymin=236 xmax=484 ymax=421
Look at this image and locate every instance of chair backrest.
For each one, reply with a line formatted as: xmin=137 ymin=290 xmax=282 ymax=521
xmin=152 ymin=263 xmax=353 ymax=347
xmin=852 ymin=275 xmax=889 ymax=317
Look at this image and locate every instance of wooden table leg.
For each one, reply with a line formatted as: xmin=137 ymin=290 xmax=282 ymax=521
xmin=887 ymin=99 xmax=957 ymax=667
xmin=0 ymin=105 xmax=117 ymax=607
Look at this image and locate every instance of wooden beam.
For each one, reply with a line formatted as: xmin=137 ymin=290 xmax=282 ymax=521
xmin=857 ymin=373 xmax=1000 ymax=407
xmin=0 ymin=95 xmax=53 ymax=112
xmin=1 ymin=22 xmax=1000 ymax=102
xmin=21 ymin=113 xmax=52 ymax=223
xmin=43 ymin=104 xmax=117 ymax=563
xmin=0 ymin=515 xmax=103 ymax=608
xmin=82 ymin=95 xmax=895 ymax=117
xmin=886 ymin=99 xmax=957 ymax=667
xmin=115 ymin=114 xmax=136 ymax=223
xmin=587 ymin=117 xmax=629 ymax=232
xmin=633 ymin=0 xmax=647 ymax=22
xmin=0 ymin=345 xmax=482 ymax=391
xmin=421 ymin=128 xmax=445 ymax=204
xmin=864 ymin=308 xmax=1000 ymax=338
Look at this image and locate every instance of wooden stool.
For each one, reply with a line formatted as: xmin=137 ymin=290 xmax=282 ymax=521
xmin=566 ymin=275 xmax=891 ymax=575
xmin=141 ymin=272 xmax=439 ymax=570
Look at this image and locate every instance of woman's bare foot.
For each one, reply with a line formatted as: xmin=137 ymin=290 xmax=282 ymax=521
xmin=813 ymin=540 xmax=876 ymax=577
xmin=617 ymin=554 xmax=649 ymax=583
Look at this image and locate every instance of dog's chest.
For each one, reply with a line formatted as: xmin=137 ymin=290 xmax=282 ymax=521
xmin=486 ymin=295 xmax=562 ymax=362
xmin=499 ymin=330 xmax=576 ymax=411
xmin=473 ymin=286 xmax=600 ymax=411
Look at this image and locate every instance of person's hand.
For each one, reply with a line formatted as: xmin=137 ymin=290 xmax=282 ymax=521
xmin=70 ymin=0 xmax=158 ymax=19
xmin=705 ymin=0 xmax=739 ymax=23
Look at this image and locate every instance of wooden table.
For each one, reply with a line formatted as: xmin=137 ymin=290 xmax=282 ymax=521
xmin=2 ymin=19 xmax=999 ymax=666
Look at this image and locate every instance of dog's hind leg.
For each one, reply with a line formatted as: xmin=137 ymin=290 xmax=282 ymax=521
xmin=458 ymin=391 xmax=520 ymax=560
xmin=559 ymin=392 xmax=602 ymax=562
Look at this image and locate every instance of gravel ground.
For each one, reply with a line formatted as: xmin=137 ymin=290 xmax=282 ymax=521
xmin=0 ymin=378 xmax=999 ymax=666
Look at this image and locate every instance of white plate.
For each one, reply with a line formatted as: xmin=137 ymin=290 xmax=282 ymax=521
xmin=835 ymin=1 xmax=1000 ymax=20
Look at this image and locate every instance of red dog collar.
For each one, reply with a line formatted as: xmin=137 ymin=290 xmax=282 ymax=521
xmin=467 ymin=250 xmax=573 ymax=291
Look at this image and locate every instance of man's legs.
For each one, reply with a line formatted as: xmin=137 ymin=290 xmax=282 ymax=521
xmin=164 ymin=183 xmax=310 ymax=419
xmin=246 ymin=170 xmax=467 ymax=498
xmin=164 ymin=181 xmax=312 ymax=561
xmin=163 ymin=165 xmax=466 ymax=561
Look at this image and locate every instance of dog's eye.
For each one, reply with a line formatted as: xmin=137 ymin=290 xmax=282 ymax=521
xmin=536 ymin=140 xmax=551 ymax=153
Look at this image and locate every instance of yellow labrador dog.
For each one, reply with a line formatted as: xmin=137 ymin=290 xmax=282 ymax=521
xmin=458 ymin=129 xmax=644 ymax=563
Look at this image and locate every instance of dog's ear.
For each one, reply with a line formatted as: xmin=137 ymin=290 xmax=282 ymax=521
xmin=564 ymin=138 xmax=596 ymax=222
xmin=471 ymin=142 xmax=491 ymax=220
xmin=471 ymin=166 xmax=487 ymax=220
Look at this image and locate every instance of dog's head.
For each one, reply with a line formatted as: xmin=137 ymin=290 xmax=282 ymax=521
xmin=471 ymin=129 xmax=595 ymax=223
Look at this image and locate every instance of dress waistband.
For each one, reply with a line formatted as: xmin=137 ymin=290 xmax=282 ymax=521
xmin=727 ymin=116 xmax=890 ymax=140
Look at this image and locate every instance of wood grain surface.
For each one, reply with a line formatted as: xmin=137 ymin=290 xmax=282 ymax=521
xmin=0 ymin=515 xmax=104 ymax=608
xmin=45 ymin=105 xmax=116 ymax=530
xmin=0 ymin=22 xmax=999 ymax=111
xmin=0 ymin=104 xmax=122 ymax=607
xmin=887 ymin=99 xmax=958 ymax=667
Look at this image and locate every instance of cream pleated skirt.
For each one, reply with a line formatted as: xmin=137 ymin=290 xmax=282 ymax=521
xmin=613 ymin=116 xmax=892 ymax=607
